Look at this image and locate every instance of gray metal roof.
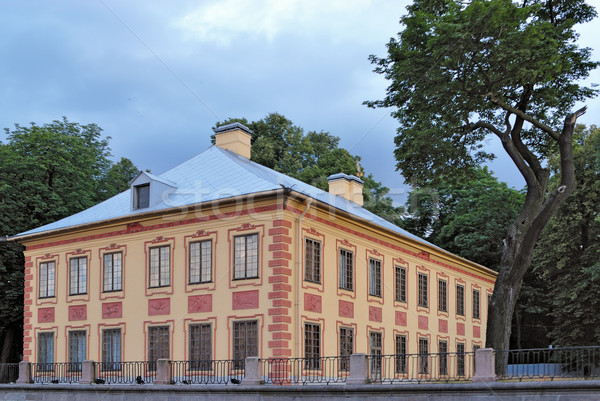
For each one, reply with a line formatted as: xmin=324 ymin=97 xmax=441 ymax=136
xmin=15 ymin=146 xmax=440 ymax=251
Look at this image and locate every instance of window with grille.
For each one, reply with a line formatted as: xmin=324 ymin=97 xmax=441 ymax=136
xmin=68 ymin=331 xmax=86 ymax=371
xmin=418 ymin=273 xmax=428 ymax=307
xmin=135 ymin=183 xmax=150 ymax=209
xmin=189 ymin=323 xmax=212 ymax=370
xmin=69 ymin=257 xmax=87 ymax=295
xmin=149 ymin=246 xmax=170 ymax=288
xmin=102 ymin=329 xmax=121 ymax=371
xmin=369 ymin=258 xmax=382 ymax=297
xmin=395 ymin=265 xmax=406 ymax=302
xmin=39 ymin=261 xmax=55 ymax=298
xmin=189 ymin=240 xmax=212 ymax=284
xmin=37 ymin=332 xmax=54 ymax=371
xmin=456 ymin=285 xmax=465 ymax=316
xmin=473 ymin=344 xmax=481 ymax=371
xmin=232 ymin=320 xmax=258 ymax=369
xmin=395 ymin=335 xmax=407 ymax=374
xmin=438 ymin=340 xmax=448 ymax=376
xmin=438 ymin=280 xmax=447 ymax=312
xmin=233 ymin=234 xmax=259 ymax=279
xmin=148 ymin=326 xmax=170 ymax=369
xmin=473 ymin=289 xmax=480 ymax=319
xmin=339 ymin=249 xmax=353 ymax=291
xmin=103 ymin=252 xmax=122 ymax=292
xmin=418 ymin=338 xmax=429 ymax=374
xmin=304 ymin=323 xmax=321 ymax=369
xmin=339 ymin=327 xmax=353 ymax=371
xmin=457 ymin=342 xmax=466 ymax=376
xmin=304 ymin=238 xmax=321 ymax=283
xmin=370 ymin=332 xmax=382 ymax=375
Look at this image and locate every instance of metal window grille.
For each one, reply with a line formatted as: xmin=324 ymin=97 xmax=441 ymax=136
xmin=39 ymin=261 xmax=55 ymax=298
xmin=233 ymin=234 xmax=259 ymax=279
xmin=103 ymin=252 xmax=122 ymax=292
xmin=189 ymin=240 xmax=212 ymax=284
xmin=68 ymin=331 xmax=86 ymax=371
xmin=148 ymin=326 xmax=170 ymax=369
xmin=102 ymin=329 xmax=121 ymax=370
xmin=304 ymin=323 xmax=321 ymax=369
xmin=304 ymin=238 xmax=321 ymax=283
xmin=418 ymin=338 xmax=429 ymax=374
xmin=339 ymin=327 xmax=353 ymax=371
xmin=339 ymin=249 xmax=353 ymax=291
xmin=189 ymin=323 xmax=212 ymax=370
xmin=473 ymin=289 xmax=480 ymax=319
xmin=438 ymin=280 xmax=447 ymax=312
xmin=395 ymin=335 xmax=407 ymax=374
xmin=135 ymin=184 xmax=150 ymax=209
xmin=418 ymin=273 xmax=428 ymax=307
xmin=149 ymin=246 xmax=170 ymax=287
xmin=369 ymin=259 xmax=382 ymax=297
xmin=232 ymin=320 xmax=258 ymax=369
xmin=370 ymin=332 xmax=382 ymax=376
xmin=395 ymin=265 xmax=406 ymax=302
xmin=456 ymin=285 xmax=465 ymax=316
xmin=457 ymin=342 xmax=466 ymax=376
xmin=37 ymin=332 xmax=54 ymax=370
xmin=439 ymin=340 xmax=448 ymax=376
xmin=69 ymin=257 xmax=87 ymax=295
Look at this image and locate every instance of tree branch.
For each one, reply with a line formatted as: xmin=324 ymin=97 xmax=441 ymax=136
xmin=487 ymin=93 xmax=560 ymax=140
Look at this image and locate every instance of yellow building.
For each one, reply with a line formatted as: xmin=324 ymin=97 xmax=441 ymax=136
xmin=13 ymin=123 xmax=496 ymax=370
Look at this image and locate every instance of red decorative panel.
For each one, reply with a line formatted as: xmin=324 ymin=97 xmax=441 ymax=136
xmin=395 ymin=311 xmax=407 ymax=326
xmin=38 ymin=307 xmax=55 ymax=323
xmin=102 ymin=302 xmax=122 ymax=319
xmin=457 ymin=322 xmax=465 ymax=336
xmin=303 ymin=293 xmax=322 ymax=313
xmin=188 ymin=294 xmax=212 ymax=313
xmin=232 ymin=290 xmax=259 ymax=310
xmin=148 ymin=298 xmax=171 ymax=316
xmin=339 ymin=300 xmax=354 ymax=318
xmin=439 ymin=319 xmax=448 ymax=333
xmin=473 ymin=325 xmax=481 ymax=338
xmin=369 ymin=306 xmax=382 ymax=323
xmin=68 ymin=305 xmax=87 ymax=321
xmin=418 ymin=315 xmax=428 ymax=330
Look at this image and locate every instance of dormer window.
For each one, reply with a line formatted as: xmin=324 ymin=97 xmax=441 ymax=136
xmin=135 ymin=184 xmax=150 ymax=209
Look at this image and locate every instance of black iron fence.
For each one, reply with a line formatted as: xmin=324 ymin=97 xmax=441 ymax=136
xmin=96 ymin=361 xmax=156 ymax=384
xmin=495 ymin=346 xmax=600 ymax=381
xmin=171 ymin=359 xmax=243 ymax=385
xmin=0 ymin=363 xmax=18 ymax=384
xmin=262 ymin=356 xmax=347 ymax=385
xmin=367 ymin=351 xmax=474 ymax=383
xmin=32 ymin=362 xmax=82 ymax=383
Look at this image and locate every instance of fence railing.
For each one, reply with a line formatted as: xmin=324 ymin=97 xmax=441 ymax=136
xmin=171 ymin=359 xmax=244 ymax=385
xmin=367 ymin=351 xmax=474 ymax=383
xmin=495 ymin=346 xmax=600 ymax=381
xmin=32 ymin=362 xmax=82 ymax=383
xmin=262 ymin=356 xmax=347 ymax=385
xmin=0 ymin=363 xmax=18 ymax=384
xmin=96 ymin=361 xmax=156 ymax=384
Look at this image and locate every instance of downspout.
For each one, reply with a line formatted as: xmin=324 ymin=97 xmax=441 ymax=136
xmin=296 ymin=197 xmax=313 ymax=358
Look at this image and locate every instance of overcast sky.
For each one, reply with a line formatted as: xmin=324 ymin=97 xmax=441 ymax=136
xmin=2 ymin=0 xmax=599 ymax=205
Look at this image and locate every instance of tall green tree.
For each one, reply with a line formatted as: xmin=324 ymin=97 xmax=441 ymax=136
xmin=214 ymin=113 xmax=404 ymax=224
xmin=403 ymin=167 xmax=524 ymax=271
xmin=0 ymin=118 xmax=138 ymax=362
xmin=367 ymin=0 xmax=598 ymax=357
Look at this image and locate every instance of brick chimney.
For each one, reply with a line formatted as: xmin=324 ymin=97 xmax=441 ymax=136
xmin=214 ymin=122 xmax=253 ymax=159
xmin=327 ymin=173 xmax=364 ymax=206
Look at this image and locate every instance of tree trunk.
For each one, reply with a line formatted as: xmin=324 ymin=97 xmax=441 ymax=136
xmin=0 ymin=327 xmax=15 ymax=364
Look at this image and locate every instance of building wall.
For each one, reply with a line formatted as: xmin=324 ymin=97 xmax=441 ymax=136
xmin=21 ymin=195 xmax=495 ymax=364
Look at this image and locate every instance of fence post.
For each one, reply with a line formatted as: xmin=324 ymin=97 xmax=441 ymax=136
xmin=472 ymin=348 xmax=496 ymax=382
xmin=79 ymin=360 xmax=96 ymax=384
xmin=347 ymin=353 xmax=369 ymax=385
xmin=154 ymin=359 xmax=172 ymax=385
xmin=243 ymin=356 xmax=264 ymax=385
xmin=16 ymin=361 xmax=32 ymax=384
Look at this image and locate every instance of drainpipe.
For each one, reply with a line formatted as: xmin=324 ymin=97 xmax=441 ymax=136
xmin=296 ymin=197 xmax=313 ymax=358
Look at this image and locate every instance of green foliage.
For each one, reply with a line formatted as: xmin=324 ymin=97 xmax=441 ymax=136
xmin=522 ymin=125 xmax=600 ymax=346
xmin=367 ymin=0 xmax=597 ymax=186
xmin=215 ymin=113 xmax=404 ymax=223
xmin=402 ymin=167 xmax=524 ymax=270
